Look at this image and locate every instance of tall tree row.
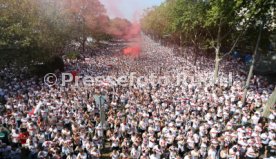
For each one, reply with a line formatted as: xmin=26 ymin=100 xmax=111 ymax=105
xmin=141 ymin=0 xmax=275 ymax=83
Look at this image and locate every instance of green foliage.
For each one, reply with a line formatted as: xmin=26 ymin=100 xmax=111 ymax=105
xmin=66 ymin=51 xmax=80 ymax=60
xmin=141 ymin=2 xmax=174 ymax=39
xmin=0 ymin=0 xmax=35 ymax=49
xmin=170 ymin=0 xmax=208 ymax=47
xmin=141 ymin=0 xmax=275 ymax=53
xmin=141 ymin=0 xmax=274 ymax=82
xmin=142 ymin=0 xmax=210 ymax=49
xmin=0 ymin=0 xmax=72 ymax=67
xmin=236 ymin=0 xmax=275 ymax=53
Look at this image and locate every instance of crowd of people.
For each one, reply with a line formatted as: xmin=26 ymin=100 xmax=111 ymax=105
xmin=0 ymin=34 xmax=275 ymax=159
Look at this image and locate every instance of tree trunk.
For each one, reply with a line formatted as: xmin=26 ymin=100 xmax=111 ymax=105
xmin=80 ymin=17 xmax=86 ymax=53
xmin=179 ymin=34 xmax=183 ymax=55
xmin=194 ymin=47 xmax=198 ymax=65
xmin=82 ymin=36 xmax=86 ymax=53
xmin=262 ymin=87 xmax=276 ymax=118
xmin=213 ymin=18 xmax=222 ymax=84
xmin=241 ymin=25 xmax=262 ymax=104
xmin=213 ymin=48 xmax=220 ymax=83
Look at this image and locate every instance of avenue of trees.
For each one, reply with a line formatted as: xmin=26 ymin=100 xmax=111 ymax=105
xmin=141 ymin=0 xmax=275 ymax=80
xmin=141 ymin=0 xmax=275 ymax=107
xmin=0 ymin=0 xmax=134 ymax=68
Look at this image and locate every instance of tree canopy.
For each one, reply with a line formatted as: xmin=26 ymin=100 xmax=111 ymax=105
xmin=141 ymin=0 xmax=275 ymax=81
xmin=0 ymin=0 xmax=133 ymax=67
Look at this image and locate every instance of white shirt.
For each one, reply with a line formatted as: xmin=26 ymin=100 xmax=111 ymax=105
xmin=77 ymin=153 xmax=87 ymax=159
xmin=251 ymin=115 xmax=260 ymax=125
xmin=11 ymin=133 xmax=19 ymax=143
xmin=149 ymin=154 xmax=159 ymax=159
xmin=208 ymin=149 xmax=216 ymax=159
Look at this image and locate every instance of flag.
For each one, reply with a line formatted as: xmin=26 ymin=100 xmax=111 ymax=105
xmin=29 ymin=101 xmax=42 ymax=116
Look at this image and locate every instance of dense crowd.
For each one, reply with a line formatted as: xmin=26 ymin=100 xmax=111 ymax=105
xmin=0 ymin=35 xmax=275 ymax=159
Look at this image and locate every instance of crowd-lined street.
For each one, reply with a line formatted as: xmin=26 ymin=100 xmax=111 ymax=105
xmin=0 ymin=34 xmax=275 ymax=159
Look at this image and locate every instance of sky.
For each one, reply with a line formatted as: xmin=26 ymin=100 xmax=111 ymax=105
xmin=100 ymin=0 xmax=165 ymax=22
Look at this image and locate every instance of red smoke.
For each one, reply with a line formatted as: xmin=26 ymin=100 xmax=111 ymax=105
xmin=123 ymin=22 xmax=141 ymax=40
xmin=101 ymin=0 xmax=141 ymax=39
xmin=122 ymin=22 xmax=141 ymax=58
xmin=101 ymin=0 xmax=142 ymax=58
xmin=105 ymin=18 xmax=141 ymax=40
xmin=123 ymin=46 xmax=141 ymax=56
xmin=123 ymin=46 xmax=141 ymax=58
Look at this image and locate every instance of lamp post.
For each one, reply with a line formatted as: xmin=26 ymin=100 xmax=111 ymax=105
xmin=93 ymin=91 xmax=106 ymax=148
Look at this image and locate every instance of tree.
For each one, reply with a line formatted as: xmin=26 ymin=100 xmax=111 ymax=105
xmin=107 ymin=18 xmax=132 ymax=39
xmin=241 ymin=24 xmax=262 ymax=104
xmin=263 ymin=87 xmax=276 ymax=118
xmin=1 ymin=0 xmax=139 ymax=71
xmin=0 ymin=0 xmax=72 ymax=67
xmin=0 ymin=0 xmax=37 ymax=50
xmin=240 ymin=0 xmax=275 ymax=104
xmin=61 ymin=0 xmax=107 ymax=52
xmin=204 ymin=0 xmax=275 ymax=83
xmin=141 ymin=3 xmax=173 ymax=40
xmin=203 ymin=0 xmax=249 ymax=83
xmin=169 ymin=0 xmax=208 ymax=63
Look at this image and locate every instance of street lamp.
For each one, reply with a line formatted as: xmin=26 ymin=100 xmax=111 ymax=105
xmin=93 ymin=90 xmax=107 ymax=148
